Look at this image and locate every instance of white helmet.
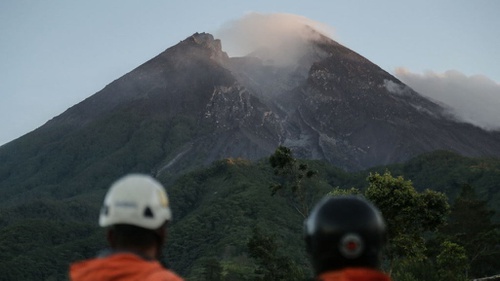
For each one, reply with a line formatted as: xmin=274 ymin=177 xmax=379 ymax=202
xmin=99 ymin=174 xmax=172 ymax=230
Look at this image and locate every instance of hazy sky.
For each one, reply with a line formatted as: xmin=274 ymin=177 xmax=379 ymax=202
xmin=1 ymin=0 xmax=499 ymax=145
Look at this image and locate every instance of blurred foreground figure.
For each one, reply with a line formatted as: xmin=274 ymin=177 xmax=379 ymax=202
xmin=70 ymin=174 xmax=183 ymax=281
xmin=304 ymin=196 xmax=391 ymax=281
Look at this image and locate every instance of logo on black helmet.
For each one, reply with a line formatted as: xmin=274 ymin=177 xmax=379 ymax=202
xmin=339 ymin=233 xmax=364 ymax=259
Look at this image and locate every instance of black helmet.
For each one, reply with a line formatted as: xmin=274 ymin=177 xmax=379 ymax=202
xmin=304 ymin=196 xmax=386 ymax=274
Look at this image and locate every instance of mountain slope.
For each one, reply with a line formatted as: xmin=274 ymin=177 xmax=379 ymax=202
xmin=0 ymin=33 xmax=280 ymax=203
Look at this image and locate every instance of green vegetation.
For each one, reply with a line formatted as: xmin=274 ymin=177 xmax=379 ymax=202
xmin=0 ymin=150 xmax=499 ymax=280
xmin=436 ymin=241 xmax=469 ymax=281
xmin=269 ymin=145 xmax=319 ymax=218
xmin=439 ymin=184 xmax=500 ymax=278
xmin=164 ymin=159 xmax=312 ymax=280
xmin=247 ymin=227 xmax=305 ymax=281
xmin=366 ymin=171 xmax=450 ymax=267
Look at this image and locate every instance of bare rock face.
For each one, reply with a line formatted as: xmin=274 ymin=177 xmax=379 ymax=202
xmin=222 ymin=33 xmax=500 ymax=170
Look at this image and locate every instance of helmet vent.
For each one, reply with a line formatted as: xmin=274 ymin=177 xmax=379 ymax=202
xmin=144 ymin=207 xmax=154 ymax=218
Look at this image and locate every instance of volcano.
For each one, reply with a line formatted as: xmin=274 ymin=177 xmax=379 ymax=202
xmin=1 ymin=30 xmax=500 ymax=203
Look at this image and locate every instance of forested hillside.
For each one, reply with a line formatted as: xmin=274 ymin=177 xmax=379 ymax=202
xmin=0 ymin=151 xmax=499 ymax=280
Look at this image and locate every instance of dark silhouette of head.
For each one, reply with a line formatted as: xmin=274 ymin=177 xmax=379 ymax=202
xmin=304 ymin=196 xmax=386 ymax=275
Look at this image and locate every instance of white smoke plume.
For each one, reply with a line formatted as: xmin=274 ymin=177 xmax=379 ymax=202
xmin=215 ymin=13 xmax=335 ymax=65
xmin=396 ymin=68 xmax=500 ymax=131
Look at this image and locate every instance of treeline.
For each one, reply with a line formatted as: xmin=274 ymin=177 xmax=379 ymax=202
xmin=0 ymin=150 xmax=499 ymax=280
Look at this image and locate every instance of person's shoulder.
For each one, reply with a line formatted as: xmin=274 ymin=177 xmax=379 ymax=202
xmin=147 ymin=267 xmax=184 ymax=281
xmin=319 ymin=268 xmax=391 ymax=281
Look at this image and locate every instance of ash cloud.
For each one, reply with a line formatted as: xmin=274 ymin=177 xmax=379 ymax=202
xmin=396 ymin=68 xmax=500 ymax=131
xmin=215 ymin=13 xmax=335 ymax=65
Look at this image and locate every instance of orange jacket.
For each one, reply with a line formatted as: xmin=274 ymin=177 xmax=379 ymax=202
xmin=70 ymin=252 xmax=184 ymax=281
xmin=318 ymin=268 xmax=392 ymax=281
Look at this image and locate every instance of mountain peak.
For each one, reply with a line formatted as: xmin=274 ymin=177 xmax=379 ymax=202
xmin=184 ymin=32 xmax=229 ymax=63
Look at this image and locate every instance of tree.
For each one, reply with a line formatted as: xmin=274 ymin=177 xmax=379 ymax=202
xmin=269 ymin=146 xmax=317 ymax=218
xmin=328 ymin=186 xmax=361 ymax=196
xmin=247 ymin=227 xmax=305 ymax=281
xmin=440 ymin=184 xmax=500 ymax=278
xmin=201 ymin=257 xmax=223 ymax=281
xmin=365 ymin=171 xmax=450 ymax=269
xmin=436 ymin=241 xmax=469 ymax=281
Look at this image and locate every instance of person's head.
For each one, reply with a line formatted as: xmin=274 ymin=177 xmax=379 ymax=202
xmin=304 ymin=196 xmax=386 ymax=275
xmin=99 ymin=174 xmax=172 ymax=259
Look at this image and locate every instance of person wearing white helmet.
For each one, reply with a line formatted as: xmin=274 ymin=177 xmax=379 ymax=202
xmin=70 ymin=174 xmax=183 ymax=281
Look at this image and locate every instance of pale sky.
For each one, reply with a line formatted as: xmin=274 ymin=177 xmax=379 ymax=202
xmin=1 ymin=0 xmax=499 ymax=145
